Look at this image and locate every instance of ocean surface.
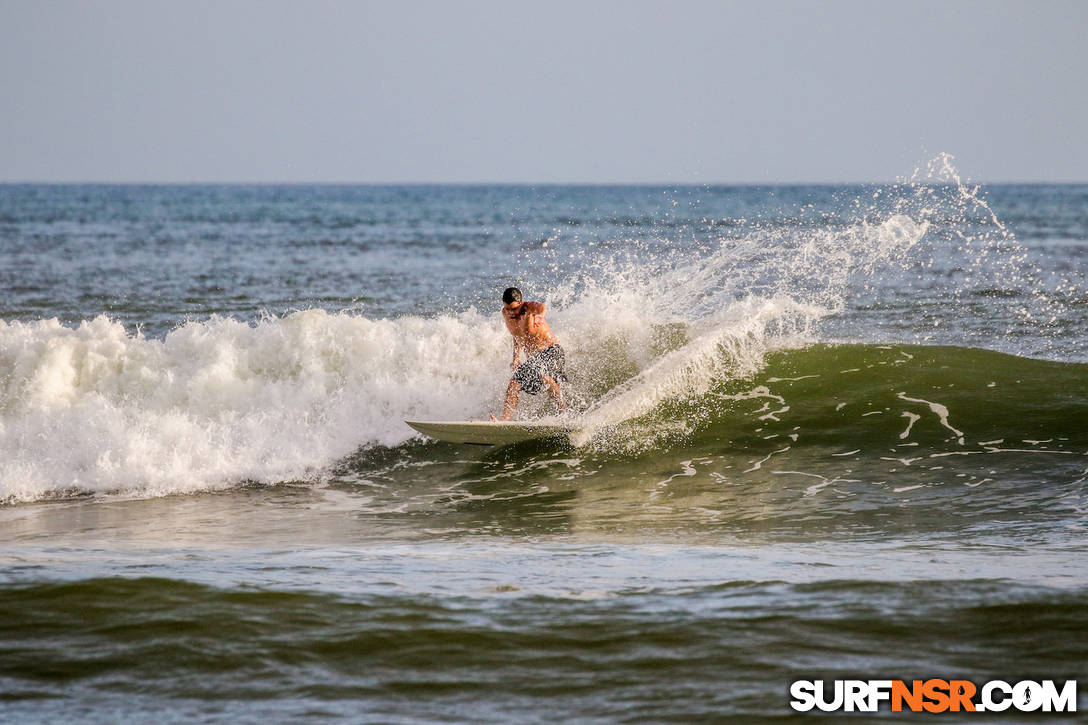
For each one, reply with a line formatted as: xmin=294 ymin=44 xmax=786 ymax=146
xmin=2 ymin=156 xmax=1087 ymax=722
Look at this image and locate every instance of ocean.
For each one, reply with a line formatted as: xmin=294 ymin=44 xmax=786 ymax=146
xmin=1 ymin=156 xmax=1086 ymax=722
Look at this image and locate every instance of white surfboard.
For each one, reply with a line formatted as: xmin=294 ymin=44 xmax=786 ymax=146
xmin=405 ymin=419 xmax=578 ymax=446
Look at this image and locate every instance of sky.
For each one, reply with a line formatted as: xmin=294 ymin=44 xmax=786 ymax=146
xmin=1 ymin=0 xmax=1086 ymax=183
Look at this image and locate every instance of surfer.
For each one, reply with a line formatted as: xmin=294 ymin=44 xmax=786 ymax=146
xmin=492 ymin=287 xmax=568 ymax=420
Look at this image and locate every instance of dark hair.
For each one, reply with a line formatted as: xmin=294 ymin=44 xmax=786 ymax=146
xmin=502 ymin=287 xmax=522 ymax=304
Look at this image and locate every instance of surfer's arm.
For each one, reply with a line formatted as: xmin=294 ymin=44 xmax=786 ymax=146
xmin=510 ymin=340 xmax=522 ymax=369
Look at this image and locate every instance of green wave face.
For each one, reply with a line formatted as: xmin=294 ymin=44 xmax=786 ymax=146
xmin=600 ymin=344 xmax=1087 ymax=530
xmin=694 ymin=343 xmax=1086 ymax=451
xmin=595 ymin=342 xmax=1087 ymax=456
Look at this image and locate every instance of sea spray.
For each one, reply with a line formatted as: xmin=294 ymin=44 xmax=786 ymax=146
xmin=551 ymin=212 xmax=931 ymax=448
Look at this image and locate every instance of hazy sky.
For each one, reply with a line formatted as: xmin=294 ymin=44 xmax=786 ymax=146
xmin=2 ymin=0 xmax=1085 ymax=183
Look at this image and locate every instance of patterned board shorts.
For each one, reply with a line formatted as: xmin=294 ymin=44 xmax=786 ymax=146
xmin=512 ymin=345 xmax=567 ymax=395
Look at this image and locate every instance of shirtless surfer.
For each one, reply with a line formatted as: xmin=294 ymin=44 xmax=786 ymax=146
xmin=491 ymin=287 xmax=568 ymax=420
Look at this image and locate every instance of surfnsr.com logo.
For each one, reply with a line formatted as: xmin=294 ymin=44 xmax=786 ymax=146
xmin=789 ymin=679 xmax=1078 ymax=713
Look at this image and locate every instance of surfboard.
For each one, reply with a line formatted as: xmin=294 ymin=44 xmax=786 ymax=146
xmin=405 ymin=420 xmax=578 ymax=446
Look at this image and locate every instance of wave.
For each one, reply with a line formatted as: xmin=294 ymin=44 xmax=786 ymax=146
xmin=3 ymin=299 xmax=1084 ymax=505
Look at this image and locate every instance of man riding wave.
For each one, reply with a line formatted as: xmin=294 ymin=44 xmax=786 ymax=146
xmin=492 ymin=286 xmax=568 ymax=420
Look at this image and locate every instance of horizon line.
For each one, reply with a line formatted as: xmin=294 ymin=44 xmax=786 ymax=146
xmin=2 ymin=178 xmax=1086 ymax=187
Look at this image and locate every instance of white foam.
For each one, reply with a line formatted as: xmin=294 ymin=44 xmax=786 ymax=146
xmin=0 ymin=311 xmax=510 ymax=502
